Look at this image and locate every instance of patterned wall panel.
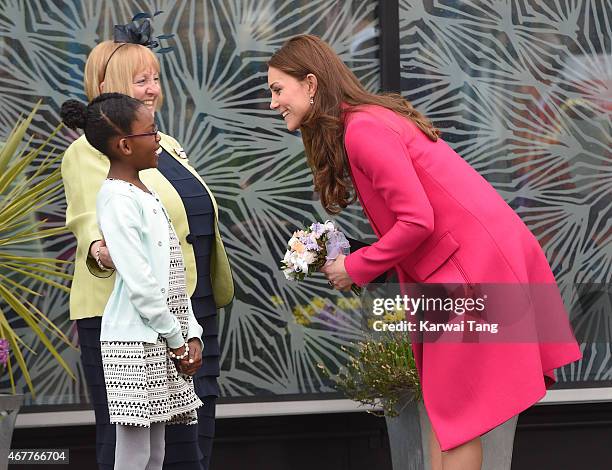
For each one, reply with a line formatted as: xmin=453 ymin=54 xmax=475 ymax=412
xmin=399 ymin=0 xmax=611 ymax=386
xmin=3 ymin=0 xmax=606 ymax=407
xmin=0 ymin=0 xmax=379 ymax=405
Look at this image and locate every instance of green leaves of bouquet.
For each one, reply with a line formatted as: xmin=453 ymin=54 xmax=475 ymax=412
xmin=0 ymin=103 xmax=75 ymax=396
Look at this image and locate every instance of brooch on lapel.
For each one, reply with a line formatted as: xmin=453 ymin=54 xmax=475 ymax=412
xmin=173 ymin=147 xmax=188 ymax=159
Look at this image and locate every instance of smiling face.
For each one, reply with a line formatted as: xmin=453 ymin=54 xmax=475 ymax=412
xmin=121 ymin=106 xmax=161 ymax=170
xmin=87 ymin=42 xmax=164 ymax=113
xmin=268 ymin=66 xmax=316 ymax=131
xmin=131 ymin=68 xmax=161 ymax=115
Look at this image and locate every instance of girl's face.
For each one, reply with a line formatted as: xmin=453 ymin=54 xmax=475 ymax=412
xmin=121 ymin=107 xmax=161 ymax=169
xmin=268 ymin=66 xmax=315 ymax=131
xmin=131 ymin=68 xmax=161 ymax=115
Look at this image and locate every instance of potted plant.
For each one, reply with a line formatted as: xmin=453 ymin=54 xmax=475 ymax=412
xmin=0 ymin=339 xmax=23 ymax=469
xmin=321 ymin=326 xmax=428 ymax=470
xmin=322 ymin=316 xmax=518 ymax=470
xmin=0 ymin=103 xmax=75 ymax=468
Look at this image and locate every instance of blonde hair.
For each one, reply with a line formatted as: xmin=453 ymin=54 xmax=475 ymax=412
xmin=269 ymin=34 xmax=440 ymax=214
xmin=84 ymin=41 xmax=163 ymax=108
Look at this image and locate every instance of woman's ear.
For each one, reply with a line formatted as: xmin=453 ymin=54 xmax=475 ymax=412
xmin=305 ymin=73 xmax=318 ymax=96
xmin=99 ymin=81 xmax=105 ymax=93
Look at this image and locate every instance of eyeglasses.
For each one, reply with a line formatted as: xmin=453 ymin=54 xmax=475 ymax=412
xmin=123 ymin=125 xmax=159 ymax=139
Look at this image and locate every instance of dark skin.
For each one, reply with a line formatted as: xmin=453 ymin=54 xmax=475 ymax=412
xmin=106 ymin=106 xmax=203 ymax=375
xmin=106 ymin=107 xmax=160 ymax=190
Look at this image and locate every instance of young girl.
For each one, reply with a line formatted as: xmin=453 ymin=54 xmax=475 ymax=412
xmin=60 ymin=93 xmax=203 ymax=470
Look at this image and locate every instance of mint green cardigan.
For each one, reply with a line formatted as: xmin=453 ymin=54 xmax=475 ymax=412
xmin=62 ymin=133 xmax=234 ymax=321
xmin=96 ymin=179 xmax=202 ymax=346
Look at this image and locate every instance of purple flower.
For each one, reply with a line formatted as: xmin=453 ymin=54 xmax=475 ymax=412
xmin=310 ymin=222 xmax=326 ymax=237
xmin=302 ymin=241 xmax=320 ymax=251
xmin=0 ymin=339 xmax=9 ymax=367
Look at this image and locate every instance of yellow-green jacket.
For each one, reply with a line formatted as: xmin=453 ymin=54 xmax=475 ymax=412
xmin=62 ymin=132 xmax=234 ymax=320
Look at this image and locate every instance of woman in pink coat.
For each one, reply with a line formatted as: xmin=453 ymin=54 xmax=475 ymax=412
xmin=267 ymin=35 xmax=581 ymax=469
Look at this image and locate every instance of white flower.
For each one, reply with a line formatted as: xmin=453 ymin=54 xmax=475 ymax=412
xmin=323 ymin=220 xmax=336 ymax=232
xmin=303 ymin=251 xmax=316 ymax=265
xmin=283 ymin=268 xmax=295 ymax=280
xmin=295 ymin=256 xmax=309 ymax=273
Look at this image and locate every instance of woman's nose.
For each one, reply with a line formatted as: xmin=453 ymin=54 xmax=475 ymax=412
xmin=147 ymin=81 xmax=160 ymax=95
xmin=270 ymin=98 xmax=278 ymax=110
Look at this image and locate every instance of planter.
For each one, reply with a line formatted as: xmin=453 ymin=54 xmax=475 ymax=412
xmin=385 ymin=401 xmax=431 ymax=470
xmin=385 ymin=400 xmax=518 ymax=470
xmin=0 ymin=394 xmax=23 ymax=470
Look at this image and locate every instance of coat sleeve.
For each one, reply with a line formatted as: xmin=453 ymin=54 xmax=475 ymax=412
xmin=98 ymin=193 xmax=184 ymax=348
xmin=61 ymin=141 xmax=110 ymax=278
xmin=343 ymin=118 xmax=434 ymax=285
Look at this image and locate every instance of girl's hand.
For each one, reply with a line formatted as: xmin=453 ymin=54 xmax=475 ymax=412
xmin=169 ymin=344 xmax=188 ymax=374
xmin=321 ymin=254 xmax=353 ymax=292
xmin=179 ymin=339 xmax=203 ymax=376
xmin=90 ymin=239 xmax=116 ymax=269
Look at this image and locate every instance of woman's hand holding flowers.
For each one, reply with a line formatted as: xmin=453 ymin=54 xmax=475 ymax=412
xmin=321 ymin=254 xmax=354 ymax=292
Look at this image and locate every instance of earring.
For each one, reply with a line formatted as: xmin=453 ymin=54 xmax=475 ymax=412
xmin=309 ymin=96 xmax=314 ymax=105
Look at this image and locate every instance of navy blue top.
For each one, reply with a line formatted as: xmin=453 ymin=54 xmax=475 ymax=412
xmin=157 ymin=149 xmax=220 ymax=398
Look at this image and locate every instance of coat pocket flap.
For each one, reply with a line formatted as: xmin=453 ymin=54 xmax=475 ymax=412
xmin=414 ymin=232 xmax=460 ymax=280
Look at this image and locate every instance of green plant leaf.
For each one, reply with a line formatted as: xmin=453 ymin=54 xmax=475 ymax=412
xmin=23 ymin=299 xmax=75 ymax=348
xmin=0 ymin=104 xmax=74 ymax=396
xmin=322 ymin=331 xmax=421 ymax=417
xmin=0 ymin=254 xmax=71 ymax=265
xmin=0 ymin=273 xmax=42 ymax=296
xmin=2 ymin=262 xmax=72 ymax=281
xmin=0 ymin=308 xmax=35 ymax=395
xmin=0 ymin=285 xmax=75 ymax=384
xmin=1 ymin=265 xmax=70 ymax=293
xmin=0 ymin=102 xmax=40 ymax=176
xmin=0 ymin=226 xmax=68 ymax=247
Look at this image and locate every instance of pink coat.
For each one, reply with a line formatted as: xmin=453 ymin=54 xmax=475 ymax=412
xmin=342 ymin=105 xmax=581 ymax=451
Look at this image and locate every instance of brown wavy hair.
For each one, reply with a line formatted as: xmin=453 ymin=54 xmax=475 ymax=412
xmin=268 ymin=34 xmax=440 ymax=214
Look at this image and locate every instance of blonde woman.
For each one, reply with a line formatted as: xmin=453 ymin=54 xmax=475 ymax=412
xmin=62 ymin=38 xmax=233 ymax=470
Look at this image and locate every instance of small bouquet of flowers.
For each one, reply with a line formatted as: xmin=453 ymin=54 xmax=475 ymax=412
xmin=280 ymin=220 xmax=361 ymax=295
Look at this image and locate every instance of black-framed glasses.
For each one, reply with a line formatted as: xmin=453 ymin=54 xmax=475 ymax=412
xmin=123 ymin=125 xmax=159 ymax=139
